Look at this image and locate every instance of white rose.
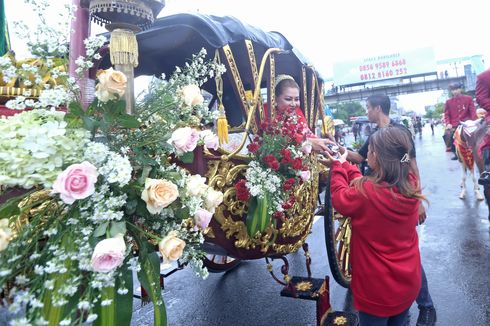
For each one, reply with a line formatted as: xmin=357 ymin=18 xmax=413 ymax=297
xmin=158 ymin=231 xmax=186 ymax=264
xmin=181 ymin=84 xmax=204 ymax=107
xmin=186 ymin=174 xmax=208 ymax=197
xmin=204 ymin=188 xmax=223 ymax=213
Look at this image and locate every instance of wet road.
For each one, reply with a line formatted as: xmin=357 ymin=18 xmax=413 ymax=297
xmin=132 ymin=125 xmax=490 ymax=325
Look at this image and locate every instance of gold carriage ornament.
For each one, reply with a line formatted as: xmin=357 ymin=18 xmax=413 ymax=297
xmin=81 ymin=0 xmax=166 ymax=114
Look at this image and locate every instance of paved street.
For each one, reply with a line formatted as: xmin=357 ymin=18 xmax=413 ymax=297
xmin=132 ymin=124 xmax=490 ymax=326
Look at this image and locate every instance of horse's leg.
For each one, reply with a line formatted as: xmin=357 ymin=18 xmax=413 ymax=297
xmin=459 ymin=164 xmax=467 ymax=199
xmin=469 ymin=168 xmax=485 ymax=201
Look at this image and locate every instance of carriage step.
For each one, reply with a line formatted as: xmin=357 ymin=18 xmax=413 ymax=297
xmin=280 ymin=276 xmax=359 ymax=326
xmin=280 ymin=276 xmax=326 ymax=301
xmin=322 ymin=311 xmax=359 ymax=326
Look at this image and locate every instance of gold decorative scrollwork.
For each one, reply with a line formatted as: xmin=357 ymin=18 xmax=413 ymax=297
xmin=207 ymin=154 xmax=320 ymax=255
xmin=10 ymin=189 xmax=60 ymax=239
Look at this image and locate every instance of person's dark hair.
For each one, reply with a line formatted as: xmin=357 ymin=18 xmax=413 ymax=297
xmin=367 ymin=94 xmax=390 ymax=115
xmin=275 ymin=78 xmax=300 ymax=98
xmin=353 ymin=126 xmax=426 ymax=202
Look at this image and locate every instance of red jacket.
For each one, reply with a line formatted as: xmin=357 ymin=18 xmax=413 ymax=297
xmin=476 ymin=69 xmax=490 ymax=116
xmin=444 ymin=94 xmax=477 ymax=128
xmin=330 ymin=161 xmax=421 ymax=317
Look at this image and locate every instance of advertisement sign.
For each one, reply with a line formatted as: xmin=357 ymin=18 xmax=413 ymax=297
xmin=333 ymin=47 xmax=437 ymax=86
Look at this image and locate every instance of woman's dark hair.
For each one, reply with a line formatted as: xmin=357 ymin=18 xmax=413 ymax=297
xmin=275 ymin=78 xmax=300 ymax=98
xmin=366 ymin=94 xmax=390 ymax=116
xmin=353 ymin=126 xmax=426 ymax=201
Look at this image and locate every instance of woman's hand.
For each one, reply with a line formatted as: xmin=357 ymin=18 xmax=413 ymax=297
xmin=325 ymin=146 xmax=348 ymax=164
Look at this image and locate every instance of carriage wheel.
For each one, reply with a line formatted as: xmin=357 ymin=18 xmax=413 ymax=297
xmin=323 ymin=172 xmax=352 ymax=288
xmin=203 ymin=254 xmax=241 ymax=273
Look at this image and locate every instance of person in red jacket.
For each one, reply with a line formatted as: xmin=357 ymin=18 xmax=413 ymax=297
xmin=327 ymin=126 xmax=425 ymax=326
xmin=444 ymin=83 xmax=477 ymax=160
xmin=475 ymin=69 xmax=490 ymax=185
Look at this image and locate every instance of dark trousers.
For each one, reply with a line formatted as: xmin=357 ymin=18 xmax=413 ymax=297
xmin=416 ymin=265 xmax=434 ymax=308
xmin=358 ymin=308 xmax=409 ymax=326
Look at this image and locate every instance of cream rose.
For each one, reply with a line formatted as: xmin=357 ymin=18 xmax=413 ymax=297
xmin=0 ymin=219 xmax=13 ymax=252
xmin=141 ymin=178 xmax=179 ymax=214
xmin=181 ymin=84 xmax=204 ymax=107
xmin=186 ymin=174 xmax=208 ymax=197
xmin=90 ymin=235 xmax=126 ymax=273
xmin=204 ymin=188 xmax=223 ymax=213
xmin=158 ymin=231 xmax=186 ymax=264
xmin=95 ymin=68 xmax=127 ymax=102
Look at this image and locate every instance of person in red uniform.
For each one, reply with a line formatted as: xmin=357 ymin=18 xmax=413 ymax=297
xmin=327 ymin=126 xmax=425 ymax=325
xmin=444 ymin=83 xmax=477 ymax=160
xmin=475 ymin=69 xmax=490 ymax=185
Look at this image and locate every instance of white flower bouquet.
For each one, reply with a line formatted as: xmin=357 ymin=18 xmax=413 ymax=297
xmin=0 ymin=2 xmax=226 ymax=325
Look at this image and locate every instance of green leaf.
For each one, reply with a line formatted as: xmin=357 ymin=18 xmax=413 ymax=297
xmin=127 ymin=223 xmax=167 ymax=326
xmin=117 ymin=113 xmax=140 ymax=129
xmin=93 ymin=222 xmax=109 ymax=238
xmin=109 ymin=221 xmax=127 ymax=237
xmin=179 ymin=152 xmax=194 ymax=164
xmin=125 ymin=199 xmax=138 ymax=215
xmin=174 ymin=206 xmax=190 ymax=220
xmin=68 ymin=101 xmax=85 ymax=117
xmin=137 ymin=252 xmax=167 ymax=326
xmin=246 ymin=193 xmax=270 ymax=238
xmin=114 ymin=99 xmax=126 ymax=115
xmin=92 ymin=259 xmax=133 ymax=326
xmin=82 ymin=116 xmax=99 ymax=135
xmin=0 ymin=193 xmax=25 ymax=218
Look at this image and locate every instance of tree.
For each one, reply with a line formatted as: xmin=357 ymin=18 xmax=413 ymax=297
xmin=330 ymin=101 xmax=365 ymax=125
xmin=424 ymin=102 xmax=444 ymax=119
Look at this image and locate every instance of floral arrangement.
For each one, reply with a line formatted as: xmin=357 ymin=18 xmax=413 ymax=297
xmin=235 ymin=106 xmax=313 ymax=237
xmin=0 ymin=2 xmax=226 ymax=325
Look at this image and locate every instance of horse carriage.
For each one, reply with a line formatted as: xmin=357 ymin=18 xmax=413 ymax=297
xmin=0 ymin=11 xmax=356 ymax=326
xmin=96 ymin=12 xmax=355 ymax=321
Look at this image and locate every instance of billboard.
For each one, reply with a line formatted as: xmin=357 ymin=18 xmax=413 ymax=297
xmin=333 ymin=47 xmax=437 ymax=86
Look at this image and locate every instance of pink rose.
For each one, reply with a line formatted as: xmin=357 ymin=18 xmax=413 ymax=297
xmin=52 ymin=161 xmax=99 ymax=204
xmin=199 ymin=130 xmax=219 ymax=150
xmin=300 ymin=170 xmax=311 ymax=182
xmin=302 ymin=141 xmax=312 ymax=155
xmin=194 ymin=208 xmax=213 ymax=229
xmin=91 ymin=235 xmax=126 ymax=273
xmin=168 ymin=127 xmax=199 ymax=155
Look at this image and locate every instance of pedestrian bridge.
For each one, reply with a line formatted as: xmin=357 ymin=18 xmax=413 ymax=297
xmin=324 ymin=75 xmax=467 ymax=104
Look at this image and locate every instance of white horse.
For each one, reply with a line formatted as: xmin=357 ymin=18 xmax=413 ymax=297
xmin=454 ymin=121 xmax=485 ymax=201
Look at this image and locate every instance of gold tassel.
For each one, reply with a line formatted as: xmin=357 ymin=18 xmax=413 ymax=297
xmin=217 ymin=105 xmax=229 ymax=144
xmin=109 ymin=29 xmax=139 ymax=67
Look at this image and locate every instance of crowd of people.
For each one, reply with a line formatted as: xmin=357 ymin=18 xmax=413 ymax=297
xmin=270 ymin=73 xmax=438 ymax=325
xmin=269 ymin=68 xmax=490 ymax=325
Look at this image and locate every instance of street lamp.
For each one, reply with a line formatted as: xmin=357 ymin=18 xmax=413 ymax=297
xmin=81 ymin=0 xmax=165 ymax=114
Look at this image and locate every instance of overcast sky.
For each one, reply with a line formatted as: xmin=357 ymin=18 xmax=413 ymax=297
xmin=6 ymin=0 xmax=489 ymax=113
